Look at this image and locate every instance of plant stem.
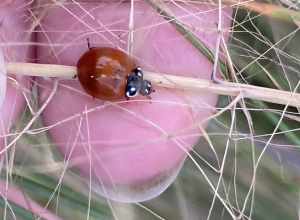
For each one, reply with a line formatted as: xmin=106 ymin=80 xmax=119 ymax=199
xmin=6 ymin=62 xmax=300 ymax=108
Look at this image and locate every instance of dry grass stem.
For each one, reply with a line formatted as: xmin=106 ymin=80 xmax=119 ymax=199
xmin=6 ymin=62 xmax=300 ymax=108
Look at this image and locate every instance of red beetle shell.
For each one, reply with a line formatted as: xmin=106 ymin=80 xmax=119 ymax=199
xmin=77 ymin=47 xmax=136 ymax=100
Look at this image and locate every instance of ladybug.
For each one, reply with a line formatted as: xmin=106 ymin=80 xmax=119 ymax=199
xmin=76 ymin=47 xmax=154 ymax=101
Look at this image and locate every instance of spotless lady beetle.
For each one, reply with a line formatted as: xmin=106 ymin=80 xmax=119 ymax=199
xmin=76 ymin=47 xmax=154 ymax=101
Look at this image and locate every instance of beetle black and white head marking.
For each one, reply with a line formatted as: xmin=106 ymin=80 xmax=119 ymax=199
xmin=140 ymin=80 xmax=153 ymax=96
xmin=125 ymin=67 xmax=154 ymax=99
xmin=132 ymin=67 xmax=143 ymax=78
xmin=125 ymin=81 xmax=140 ymax=98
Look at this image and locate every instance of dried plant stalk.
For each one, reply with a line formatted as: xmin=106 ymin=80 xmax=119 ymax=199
xmin=6 ymin=62 xmax=300 ymax=108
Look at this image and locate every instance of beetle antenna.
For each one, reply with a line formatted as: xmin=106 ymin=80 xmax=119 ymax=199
xmin=87 ymin=38 xmax=91 ymax=50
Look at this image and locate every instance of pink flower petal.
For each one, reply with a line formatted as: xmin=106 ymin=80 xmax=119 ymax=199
xmin=0 ymin=50 xmax=7 ymax=108
xmin=37 ymin=2 xmax=232 ymax=202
